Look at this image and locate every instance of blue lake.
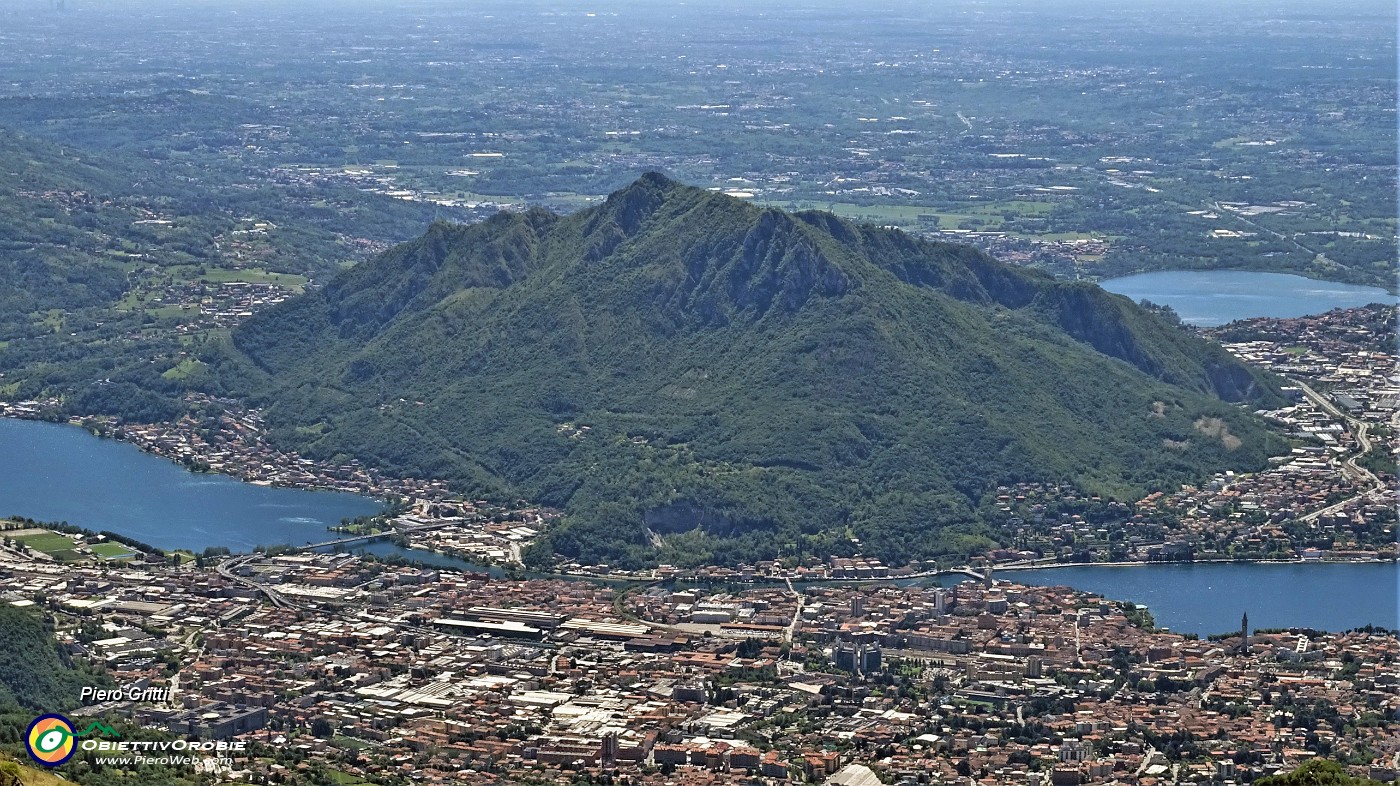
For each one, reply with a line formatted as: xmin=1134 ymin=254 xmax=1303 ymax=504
xmin=1099 ymin=270 xmax=1396 ymax=327
xmin=0 ymin=418 xmax=383 ymax=552
xmin=999 ymin=562 xmax=1399 ymax=636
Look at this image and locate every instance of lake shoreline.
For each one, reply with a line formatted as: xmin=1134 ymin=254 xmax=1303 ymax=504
xmin=0 ymin=406 xmax=394 ymax=503
xmin=1092 ymin=264 xmax=1399 ymax=297
xmin=2 ymin=416 xmax=1393 ymax=634
xmin=2 ymin=411 xmax=1391 ymax=580
xmin=0 ymin=416 xmax=384 ymax=553
xmin=991 ymin=556 xmax=1396 ymax=572
xmin=999 ymin=561 xmax=1399 ymax=635
xmin=518 ymin=555 xmax=1396 ymax=589
xmin=1099 ymin=269 xmax=1397 ymax=326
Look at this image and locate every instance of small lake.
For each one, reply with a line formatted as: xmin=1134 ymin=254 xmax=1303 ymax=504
xmin=1000 ymin=562 xmax=1399 ymax=636
xmin=0 ymin=418 xmax=383 ymax=552
xmin=1099 ymin=270 xmax=1396 ymax=327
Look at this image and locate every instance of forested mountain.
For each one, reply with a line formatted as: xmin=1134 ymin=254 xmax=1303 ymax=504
xmin=214 ymin=174 xmax=1288 ymax=567
xmin=0 ymin=605 xmax=96 ymax=714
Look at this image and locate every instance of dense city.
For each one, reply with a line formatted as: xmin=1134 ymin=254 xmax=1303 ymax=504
xmin=2 ymin=530 xmax=1396 ymax=785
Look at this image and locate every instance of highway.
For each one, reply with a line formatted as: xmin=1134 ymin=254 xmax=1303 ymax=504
xmin=215 ymin=554 xmax=293 ymax=609
xmin=215 ymin=553 xmax=448 ymax=638
xmin=1292 ymin=379 xmax=1389 ymax=523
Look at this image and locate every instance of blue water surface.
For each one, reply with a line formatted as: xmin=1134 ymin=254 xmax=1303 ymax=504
xmin=0 ymin=418 xmax=383 ymax=552
xmin=1002 ymin=562 xmax=1399 ymax=636
xmin=1100 ymin=270 xmax=1395 ymax=327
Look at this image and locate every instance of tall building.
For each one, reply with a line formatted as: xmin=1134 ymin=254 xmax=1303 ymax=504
xmin=1027 ymin=655 xmax=1043 ymax=679
xmin=602 ymin=731 xmax=618 ymax=767
xmin=833 ymin=634 xmax=882 ymax=676
xmin=1241 ymin=611 xmax=1250 ymax=653
xmin=862 ymin=645 xmax=882 ymax=674
xmin=834 ymin=644 xmax=859 ymax=673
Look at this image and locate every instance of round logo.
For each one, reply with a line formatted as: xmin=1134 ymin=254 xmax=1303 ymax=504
xmin=26 ymin=714 xmax=77 ymax=767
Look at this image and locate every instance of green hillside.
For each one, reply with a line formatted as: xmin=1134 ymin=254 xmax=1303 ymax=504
xmin=1255 ymin=761 xmax=1385 ymax=786
xmin=0 ymin=604 xmax=100 ymax=714
xmin=214 ymin=173 xmax=1287 ymax=567
xmin=0 ymin=757 xmax=72 ymax=786
xmin=0 ymin=126 xmax=436 ymax=337
xmin=0 ymin=130 xmax=131 ymax=332
xmin=0 ymin=127 xmax=446 ymax=413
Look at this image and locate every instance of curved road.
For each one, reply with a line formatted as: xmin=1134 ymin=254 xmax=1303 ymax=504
xmin=1293 ymin=379 xmax=1389 ymax=523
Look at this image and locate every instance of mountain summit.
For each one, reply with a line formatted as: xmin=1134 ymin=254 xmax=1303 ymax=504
xmin=219 ymin=175 xmax=1284 ymax=567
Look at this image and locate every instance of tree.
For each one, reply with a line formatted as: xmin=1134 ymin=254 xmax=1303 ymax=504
xmin=1254 ymin=760 xmax=1384 ymax=786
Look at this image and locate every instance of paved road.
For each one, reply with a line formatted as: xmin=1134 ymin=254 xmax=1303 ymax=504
xmin=166 ymin=629 xmax=205 ymax=709
xmin=783 ymin=577 xmax=803 ymax=644
xmin=1213 ymin=201 xmax=1324 ymax=260
xmin=216 ymin=554 xmax=292 ymax=608
xmin=1293 ymin=379 xmax=1388 ymax=523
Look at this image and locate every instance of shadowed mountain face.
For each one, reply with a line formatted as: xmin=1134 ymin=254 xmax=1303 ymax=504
xmin=219 ymin=173 xmax=1285 ymax=568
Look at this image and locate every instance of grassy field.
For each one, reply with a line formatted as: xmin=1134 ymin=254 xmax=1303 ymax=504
xmin=161 ymin=358 xmax=209 ymax=381
xmin=538 ymin=192 xmax=605 ymax=210
xmin=37 ymin=309 xmax=64 ymax=333
xmin=191 ymin=267 xmax=309 ymax=290
xmin=326 ymin=770 xmax=376 ymax=786
xmin=331 ymin=735 xmax=374 ymax=752
xmin=5 ymin=528 xmax=97 ymax=563
xmin=146 ymin=304 xmax=195 ymax=320
xmin=4 ymin=528 xmax=137 ymax=562
xmin=89 ymin=542 xmax=138 ymax=560
xmin=12 ymin=530 xmax=80 ymax=558
xmin=442 ymin=189 xmax=528 ymax=205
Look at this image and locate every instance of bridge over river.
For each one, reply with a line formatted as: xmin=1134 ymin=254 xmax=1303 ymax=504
xmin=300 ymin=521 xmax=459 ymax=551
